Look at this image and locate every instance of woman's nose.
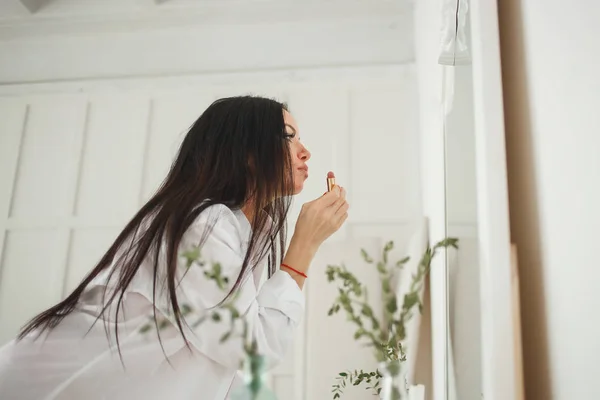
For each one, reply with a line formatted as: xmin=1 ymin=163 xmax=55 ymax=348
xmin=299 ymin=145 xmax=311 ymax=161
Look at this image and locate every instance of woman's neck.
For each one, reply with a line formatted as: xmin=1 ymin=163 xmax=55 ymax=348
xmin=241 ymin=202 xmax=255 ymax=228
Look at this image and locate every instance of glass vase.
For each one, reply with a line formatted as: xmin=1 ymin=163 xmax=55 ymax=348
xmin=378 ymin=360 xmax=408 ymax=400
xmin=230 ymin=354 xmax=277 ymax=400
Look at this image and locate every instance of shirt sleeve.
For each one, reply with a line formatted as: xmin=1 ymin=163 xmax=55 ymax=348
xmin=175 ymin=205 xmax=305 ymax=370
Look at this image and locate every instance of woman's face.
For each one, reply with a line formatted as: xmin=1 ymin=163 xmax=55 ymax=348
xmin=284 ymin=111 xmax=311 ymax=195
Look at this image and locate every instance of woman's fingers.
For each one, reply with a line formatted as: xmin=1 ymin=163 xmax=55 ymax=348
xmin=338 ymin=186 xmax=346 ymax=201
xmin=336 ymin=200 xmax=350 ymax=215
xmin=335 ymin=211 xmax=349 ymax=228
xmin=294 ymin=183 xmax=349 ymax=248
xmin=318 ymin=186 xmax=341 ymax=206
xmin=331 ymin=189 xmax=347 ymax=213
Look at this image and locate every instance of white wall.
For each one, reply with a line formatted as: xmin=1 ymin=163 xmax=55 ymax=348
xmin=498 ymin=1 xmax=600 ymax=399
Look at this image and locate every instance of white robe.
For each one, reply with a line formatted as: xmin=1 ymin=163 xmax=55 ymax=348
xmin=0 ymin=204 xmax=304 ymax=400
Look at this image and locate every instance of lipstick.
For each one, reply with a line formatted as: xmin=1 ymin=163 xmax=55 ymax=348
xmin=327 ymin=171 xmax=336 ymax=192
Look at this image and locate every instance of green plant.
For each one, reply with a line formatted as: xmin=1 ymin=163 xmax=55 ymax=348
xmin=139 ymin=246 xmax=256 ymax=357
xmin=326 ymin=238 xmax=458 ymax=399
xmin=139 ymin=246 xmax=271 ymax=399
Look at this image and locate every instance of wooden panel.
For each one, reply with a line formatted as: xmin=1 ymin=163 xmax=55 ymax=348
xmin=141 ymin=93 xmax=214 ymax=201
xmin=0 ymin=99 xmax=27 ymax=270
xmin=0 ymin=99 xmax=26 ymax=218
xmin=63 ymin=227 xmax=120 ymax=294
xmin=349 ymin=81 xmax=421 ymax=223
xmin=9 ymin=96 xmax=87 ymax=219
xmin=75 ymin=95 xmax=150 ymax=220
xmin=0 ymin=229 xmax=69 ymax=344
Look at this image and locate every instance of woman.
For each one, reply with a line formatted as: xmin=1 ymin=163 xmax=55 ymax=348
xmin=0 ymin=96 xmax=349 ymax=399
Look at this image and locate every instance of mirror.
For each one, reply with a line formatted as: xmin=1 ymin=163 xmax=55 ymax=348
xmin=443 ymin=15 xmax=483 ymax=400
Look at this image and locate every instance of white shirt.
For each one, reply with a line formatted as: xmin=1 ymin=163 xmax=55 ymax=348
xmin=0 ymin=204 xmax=305 ymax=400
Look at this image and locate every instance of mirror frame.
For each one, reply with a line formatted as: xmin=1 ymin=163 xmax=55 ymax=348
xmin=469 ymin=1 xmax=519 ymax=399
xmin=428 ymin=1 xmax=519 ymax=399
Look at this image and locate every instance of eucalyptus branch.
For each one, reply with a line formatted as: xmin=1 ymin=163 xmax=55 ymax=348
xmin=326 ymin=237 xmax=458 ymax=399
xmin=139 ymin=245 xmax=257 ymax=362
xmin=332 ymin=369 xmax=383 ymax=399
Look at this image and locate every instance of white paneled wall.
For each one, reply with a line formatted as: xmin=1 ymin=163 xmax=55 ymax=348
xmin=75 ymin=96 xmax=150 ymax=220
xmin=0 ymin=68 xmax=421 ymax=399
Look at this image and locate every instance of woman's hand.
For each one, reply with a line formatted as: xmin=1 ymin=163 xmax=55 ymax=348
xmin=292 ymin=185 xmax=349 ymax=250
xmin=281 ymin=186 xmax=349 ymax=288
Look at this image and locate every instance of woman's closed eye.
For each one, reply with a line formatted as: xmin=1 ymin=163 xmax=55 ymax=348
xmin=285 ymin=123 xmax=299 ymax=141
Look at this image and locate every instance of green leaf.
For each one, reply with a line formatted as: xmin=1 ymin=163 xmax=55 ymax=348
xmin=220 ymin=332 xmax=231 ymax=343
xmin=404 ymin=292 xmax=419 ymax=310
xmin=211 ymin=312 xmax=221 ymax=322
xmin=181 ymin=247 xmax=201 ymax=268
xmin=361 ymin=304 xmax=373 ymax=318
xmin=436 ymin=237 xmax=459 ymax=249
xmin=326 ymin=268 xmax=335 ymax=282
xmin=382 ymin=277 xmax=391 ymax=293
xmin=158 ymin=319 xmax=170 ymax=330
xmin=384 ymin=241 xmax=394 ymax=252
xmin=396 ymin=256 xmax=410 ymax=267
xmin=360 ymin=249 xmax=374 ymax=263
xmin=386 ymin=296 xmax=398 ymax=314
xmin=339 ymin=372 xmax=347 ymax=377
xmin=181 ymin=303 xmax=192 ymax=315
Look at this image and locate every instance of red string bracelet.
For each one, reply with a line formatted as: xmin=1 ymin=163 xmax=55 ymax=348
xmin=281 ymin=263 xmax=308 ymax=279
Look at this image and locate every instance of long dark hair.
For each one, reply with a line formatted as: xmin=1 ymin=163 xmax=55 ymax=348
xmin=18 ymin=95 xmax=294 ymax=349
